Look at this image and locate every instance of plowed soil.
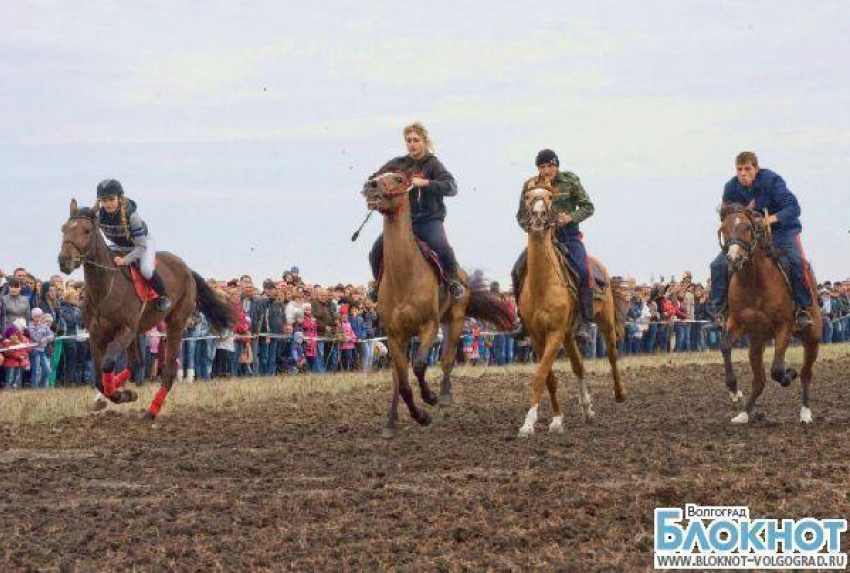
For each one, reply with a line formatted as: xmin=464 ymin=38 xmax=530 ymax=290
xmin=2 ymin=356 xmax=849 ymax=571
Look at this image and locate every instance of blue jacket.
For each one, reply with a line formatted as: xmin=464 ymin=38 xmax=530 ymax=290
xmin=722 ymin=168 xmax=801 ymax=237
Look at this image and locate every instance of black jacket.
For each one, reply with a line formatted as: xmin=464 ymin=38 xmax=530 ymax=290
xmin=369 ymin=153 xmax=457 ymax=224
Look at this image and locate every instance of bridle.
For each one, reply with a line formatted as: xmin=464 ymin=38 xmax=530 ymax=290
xmin=61 ymin=215 xmax=119 ymax=273
xmin=718 ymin=207 xmax=770 ymax=267
xmin=362 ymin=171 xmax=414 ymax=217
xmin=524 ymin=188 xmax=557 ymax=233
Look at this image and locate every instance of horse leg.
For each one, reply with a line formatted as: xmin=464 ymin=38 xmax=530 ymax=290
xmin=769 ymin=322 xmax=797 ymax=387
xmin=88 ymin=334 xmax=110 ymax=411
xmin=598 ymin=314 xmax=626 ymax=402
xmin=545 ymin=371 xmax=563 ymax=433
xmin=731 ymin=337 xmax=766 ymax=424
xmin=142 ymin=322 xmax=183 ymax=420
xmin=101 ymin=326 xmax=139 ymax=404
xmin=413 ymin=320 xmax=439 ymax=406
xmin=438 ymin=314 xmax=464 ymax=408
xmin=519 ymin=331 xmax=563 ymax=437
xmin=382 ymin=368 xmax=401 ymax=439
xmin=799 ymin=334 xmax=819 ymax=424
xmin=388 ymin=336 xmax=430 ymax=428
xmin=565 ymin=335 xmax=594 ymax=424
xmin=720 ymin=322 xmax=743 ymax=403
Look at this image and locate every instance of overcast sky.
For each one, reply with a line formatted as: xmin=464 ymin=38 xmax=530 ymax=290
xmin=2 ymin=1 xmax=848 ymax=287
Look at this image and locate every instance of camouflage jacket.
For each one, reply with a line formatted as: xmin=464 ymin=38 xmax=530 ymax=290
xmin=516 ymin=171 xmax=594 ymax=236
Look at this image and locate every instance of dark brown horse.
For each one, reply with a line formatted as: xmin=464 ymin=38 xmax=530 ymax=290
xmin=718 ymin=205 xmax=820 ymax=424
xmin=58 ymin=199 xmax=235 ymax=420
xmin=363 ymin=172 xmax=514 ymax=438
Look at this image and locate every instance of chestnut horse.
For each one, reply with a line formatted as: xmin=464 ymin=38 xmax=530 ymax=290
xmin=58 ymin=199 xmax=236 ymax=420
xmin=517 ymin=183 xmax=627 ymax=436
xmin=718 ymin=205 xmax=820 ymax=424
xmin=363 ymin=172 xmax=514 ymax=438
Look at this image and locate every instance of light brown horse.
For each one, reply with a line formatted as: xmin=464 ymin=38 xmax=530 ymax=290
xmin=363 ymin=172 xmax=514 ymax=438
xmin=58 ymin=199 xmax=236 ymax=420
xmin=517 ymin=183 xmax=627 ymax=436
xmin=718 ymin=205 xmax=820 ymax=424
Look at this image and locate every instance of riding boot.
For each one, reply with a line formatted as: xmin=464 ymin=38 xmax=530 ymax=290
xmin=511 ymin=279 xmax=527 ymax=338
xmin=367 ymin=283 xmax=379 ymax=303
xmin=149 ymin=271 xmax=172 ymax=312
xmin=446 ymin=272 xmax=466 ymax=300
xmin=575 ymin=284 xmax=595 ymax=344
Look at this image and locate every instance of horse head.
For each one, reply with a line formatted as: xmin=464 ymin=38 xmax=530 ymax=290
xmin=362 ymin=171 xmax=411 ymax=216
xmin=718 ymin=204 xmax=767 ymax=272
xmin=58 ymin=199 xmax=99 ymax=274
xmin=523 ymin=183 xmax=559 ymax=234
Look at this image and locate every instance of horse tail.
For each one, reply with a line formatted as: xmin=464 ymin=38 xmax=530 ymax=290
xmin=192 ymin=271 xmax=237 ymax=333
xmin=466 ymin=290 xmax=515 ymax=332
xmin=609 ymin=277 xmax=628 ymax=341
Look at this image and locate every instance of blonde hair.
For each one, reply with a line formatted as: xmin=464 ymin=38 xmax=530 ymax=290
xmin=403 ymin=122 xmax=434 ymax=153
xmin=93 ymin=196 xmax=132 ymax=241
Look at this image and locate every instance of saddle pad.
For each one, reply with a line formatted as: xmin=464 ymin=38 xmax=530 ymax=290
xmin=129 ymin=265 xmax=159 ymax=302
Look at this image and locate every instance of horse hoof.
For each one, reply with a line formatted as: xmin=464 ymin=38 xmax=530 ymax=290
xmin=422 ymin=391 xmax=439 ymax=407
xmin=518 ymin=425 xmax=534 ymax=437
xmin=583 ymin=410 xmax=596 ymax=425
xmin=787 ymin=368 xmax=798 ymax=381
xmin=381 ymin=426 xmax=396 ymax=440
xmin=730 ymin=390 xmax=743 ymax=403
xmin=416 ymin=410 xmax=432 ymax=427
xmin=614 ymin=391 xmax=626 ymax=403
xmin=141 ymin=410 xmax=157 ymax=422
xmin=90 ymin=398 xmax=108 ymax=413
xmin=439 ymin=394 xmax=452 ymax=408
xmin=731 ymin=412 xmax=749 ymax=424
xmin=800 ymin=407 xmax=813 ymax=424
xmin=549 ymin=418 xmax=564 ymax=433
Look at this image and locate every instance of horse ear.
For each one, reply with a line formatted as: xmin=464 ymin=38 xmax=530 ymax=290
xmin=70 ymin=198 xmax=78 ymax=216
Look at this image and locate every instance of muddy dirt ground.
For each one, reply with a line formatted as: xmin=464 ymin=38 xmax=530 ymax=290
xmin=1 ymin=356 xmax=848 ymax=571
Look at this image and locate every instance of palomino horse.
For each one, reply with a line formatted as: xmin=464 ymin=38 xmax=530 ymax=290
xmin=517 ymin=183 xmax=627 ymax=436
xmin=718 ymin=205 xmax=820 ymax=424
xmin=58 ymin=199 xmax=236 ymax=420
xmin=363 ymin=172 xmax=514 ymax=438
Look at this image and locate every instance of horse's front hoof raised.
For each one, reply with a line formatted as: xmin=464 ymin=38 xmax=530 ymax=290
xmin=439 ymin=393 xmax=452 ymax=408
xmin=415 ymin=410 xmax=432 ymax=427
xmin=800 ymin=407 xmax=813 ymax=424
xmin=730 ymin=412 xmax=749 ymax=424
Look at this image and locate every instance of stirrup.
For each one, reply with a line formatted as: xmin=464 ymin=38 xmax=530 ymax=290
xmin=575 ymin=321 xmax=593 ymax=344
xmin=448 ymin=279 xmax=466 ymax=300
xmin=795 ymin=309 xmax=813 ymax=329
xmin=156 ymin=296 xmax=172 ymax=312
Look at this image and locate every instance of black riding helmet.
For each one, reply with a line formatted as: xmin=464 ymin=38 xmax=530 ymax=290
xmin=96 ymin=178 xmax=124 ymax=199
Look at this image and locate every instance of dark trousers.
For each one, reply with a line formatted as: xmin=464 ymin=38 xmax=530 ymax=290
xmin=369 ymin=219 xmax=458 ymax=280
xmin=511 ymin=232 xmax=592 ymax=317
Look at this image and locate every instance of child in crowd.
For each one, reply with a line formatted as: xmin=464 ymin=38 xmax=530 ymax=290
xmin=27 ymin=308 xmax=54 ymax=388
xmin=146 ymin=322 xmax=165 ymax=380
xmin=1 ymin=324 xmax=29 ymax=389
xmin=301 ymin=304 xmax=319 ymax=372
xmin=338 ymin=311 xmax=357 ymax=371
xmin=291 ymin=332 xmax=307 ymax=373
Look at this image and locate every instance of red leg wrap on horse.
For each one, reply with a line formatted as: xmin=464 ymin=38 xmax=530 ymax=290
xmin=102 ymin=372 xmax=116 ymax=397
xmin=147 ymin=385 xmax=169 ymax=417
xmin=113 ymin=369 xmax=132 ymax=388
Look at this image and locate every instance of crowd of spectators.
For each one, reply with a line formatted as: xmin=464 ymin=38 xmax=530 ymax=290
xmin=2 ymin=264 xmax=849 ymax=391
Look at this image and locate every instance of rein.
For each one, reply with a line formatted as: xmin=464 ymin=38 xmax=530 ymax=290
xmin=718 ymin=207 xmax=771 ymax=266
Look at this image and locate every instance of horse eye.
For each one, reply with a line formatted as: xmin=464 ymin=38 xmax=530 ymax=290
xmin=84 ymin=228 xmax=91 ymax=234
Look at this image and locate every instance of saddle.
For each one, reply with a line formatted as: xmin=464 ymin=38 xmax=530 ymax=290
xmin=552 ymin=243 xmax=609 ymax=297
xmin=772 ymin=253 xmax=817 ymax=301
xmin=377 ymin=240 xmax=444 ymax=287
xmin=128 ymin=265 xmax=159 ymax=303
